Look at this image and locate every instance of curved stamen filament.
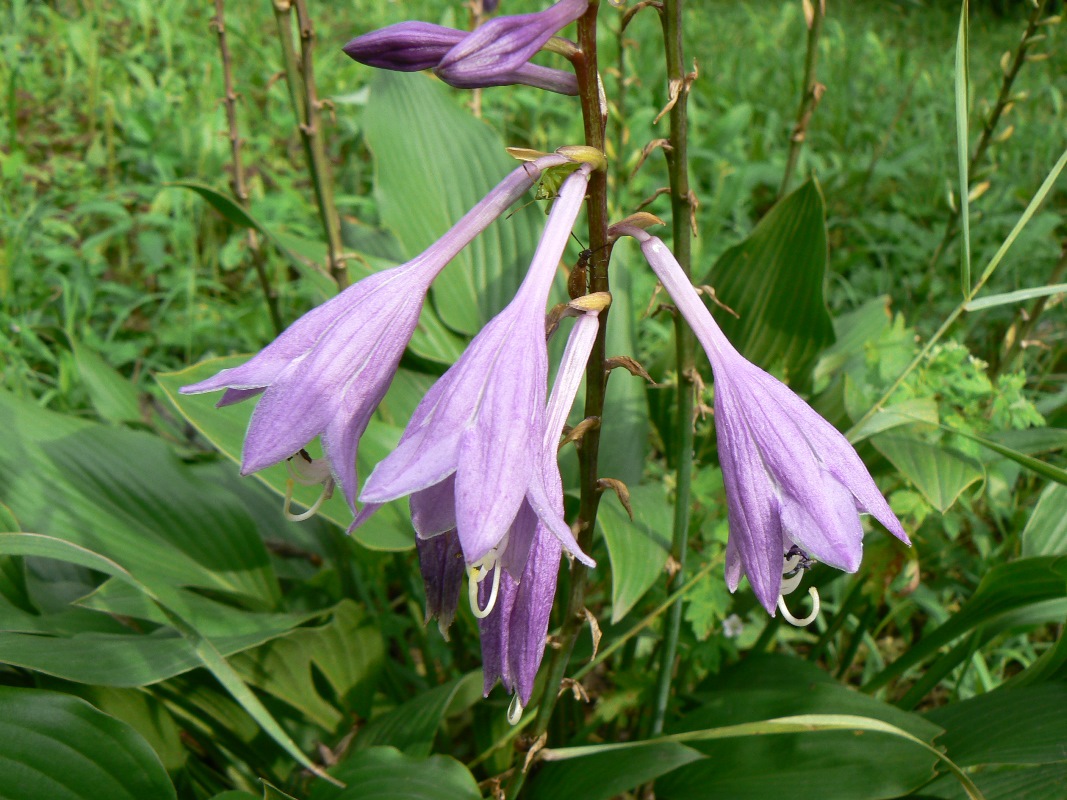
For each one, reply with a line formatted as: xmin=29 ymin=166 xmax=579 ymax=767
xmin=778 ymin=587 xmax=821 ymax=627
xmin=779 ymin=569 xmax=805 ymax=596
xmin=286 ymin=453 xmax=331 ymax=486
xmin=469 ymin=560 xmax=502 ymax=619
xmin=507 ymin=694 xmax=523 ymax=726
xmin=283 ymin=478 xmax=333 ymax=522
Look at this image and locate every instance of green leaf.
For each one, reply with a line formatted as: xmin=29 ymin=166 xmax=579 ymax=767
xmin=71 ymin=340 xmax=142 ymax=424
xmin=171 ymin=181 xmax=336 ymax=297
xmin=0 ymin=390 xmax=279 ymax=607
xmin=945 ymin=426 xmax=1067 ymax=487
xmin=1022 ymin=483 xmax=1067 ymax=557
xmin=0 ymin=686 xmax=176 ymax=800
xmin=529 ymin=741 xmax=706 ymax=800
xmin=638 ymin=655 xmax=956 ymax=800
xmin=364 ymin=72 xmax=543 ymax=337
xmin=847 ymin=397 xmax=940 ymax=444
xmin=596 ymin=483 xmax=672 ymax=623
xmin=703 ymin=178 xmax=834 ymax=388
xmin=872 ymin=434 xmax=984 ymax=513
xmin=954 ymin=0 xmax=971 ymax=294
xmin=964 ymin=283 xmax=1067 ymax=312
xmin=309 ymin=746 xmax=482 ymax=800
xmin=925 ymin=684 xmax=1067 ymax=767
xmin=353 ymin=671 xmax=481 ymax=757
xmin=231 ymin=600 xmax=384 ymax=730
xmin=156 ymin=359 xmax=414 ymax=552
xmin=0 ymin=533 xmax=334 ymax=783
xmin=863 ymin=557 xmax=1067 ymax=697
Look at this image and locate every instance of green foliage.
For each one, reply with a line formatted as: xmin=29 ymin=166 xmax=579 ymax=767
xmin=3 ymin=0 xmax=1067 ymax=799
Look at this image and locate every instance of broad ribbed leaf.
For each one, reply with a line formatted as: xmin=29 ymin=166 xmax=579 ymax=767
xmin=365 ymin=72 xmax=543 ymax=338
xmin=651 ymin=655 xmax=946 ymax=800
xmin=354 ymin=672 xmax=481 ymax=757
xmin=0 ymin=686 xmax=175 ymax=800
xmin=1022 ymin=483 xmax=1067 ymax=557
xmin=156 ymin=359 xmax=413 ymax=552
xmin=872 ymin=434 xmax=984 ymax=513
xmin=232 ymin=600 xmax=384 ymax=729
xmin=704 ymin=178 xmax=834 ymax=387
xmin=596 ymin=483 xmax=672 ymax=623
xmin=309 ymin=746 xmax=481 ymax=800
xmin=529 ymin=742 xmax=705 ymax=800
xmin=925 ymin=684 xmax=1067 ymax=767
xmin=0 ymin=390 xmax=279 ymax=606
xmin=72 ymin=341 xmax=143 ymax=425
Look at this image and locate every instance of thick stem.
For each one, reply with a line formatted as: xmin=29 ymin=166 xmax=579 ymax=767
xmin=505 ymin=5 xmax=609 ymax=798
xmin=212 ymin=0 xmax=282 ymax=333
xmin=273 ymin=0 xmax=348 ymax=289
xmin=779 ymin=0 xmax=825 ymax=198
xmin=650 ymin=0 xmax=695 ymax=738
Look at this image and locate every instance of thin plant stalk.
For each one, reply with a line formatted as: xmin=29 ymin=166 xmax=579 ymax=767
xmin=919 ymin=0 xmax=1051 ymax=293
xmin=212 ymin=0 xmax=282 ymax=334
xmin=272 ymin=0 xmax=348 ymax=289
xmin=779 ymin=0 xmax=826 ymax=199
xmin=650 ymin=0 xmax=696 ymax=738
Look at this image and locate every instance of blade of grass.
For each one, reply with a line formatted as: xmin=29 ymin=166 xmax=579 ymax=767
xmin=955 ymin=0 xmax=972 ymax=296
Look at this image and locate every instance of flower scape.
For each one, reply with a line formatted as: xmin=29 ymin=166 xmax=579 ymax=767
xmin=184 ymin=0 xmax=909 ymax=715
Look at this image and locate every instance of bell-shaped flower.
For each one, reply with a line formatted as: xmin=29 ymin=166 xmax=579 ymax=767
xmin=358 ymin=165 xmax=595 ymax=577
xmin=434 ymin=0 xmax=586 ymax=91
xmin=613 ymin=224 xmax=910 ymax=620
xmin=478 ymin=308 xmax=601 ymax=711
xmin=181 ymin=154 xmax=568 ymax=513
xmin=343 ymin=21 xmax=578 ymax=95
xmin=414 ymin=308 xmax=600 ymax=712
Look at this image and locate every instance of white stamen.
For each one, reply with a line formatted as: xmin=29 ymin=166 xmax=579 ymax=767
xmin=469 ymin=559 xmax=502 ymax=619
xmin=779 ymin=570 xmax=805 ymax=596
xmin=777 ymin=587 xmax=821 ymax=627
xmin=507 ymin=694 xmax=523 ymax=726
xmin=782 ymin=553 xmax=802 ymax=574
xmin=283 ymin=478 xmax=333 ymax=522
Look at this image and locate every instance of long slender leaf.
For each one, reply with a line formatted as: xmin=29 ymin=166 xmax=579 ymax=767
xmin=964 ymin=282 xmax=1067 ymax=312
xmin=955 ymin=0 xmax=971 ymax=294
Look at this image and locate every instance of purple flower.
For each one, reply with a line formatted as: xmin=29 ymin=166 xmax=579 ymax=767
xmin=342 ymin=20 xmax=578 ymax=95
xmin=415 ymin=309 xmax=601 ymax=709
xmin=435 ymin=0 xmax=586 ymax=91
xmin=358 ymin=165 xmax=595 ymax=575
xmin=478 ymin=309 xmax=601 ymax=710
xmin=613 ymin=225 xmax=910 ymax=620
xmin=180 ymin=154 xmax=568 ymax=514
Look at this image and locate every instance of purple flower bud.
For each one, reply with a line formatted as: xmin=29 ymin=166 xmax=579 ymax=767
xmin=343 ymin=20 xmax=578 ymax=95
xmin=435 ymin=0 xmax=587 ymax=91
xmin=181 ymin=154 xmax=568 ymax=514
xmin=614 ymin=225 xmax=910 ymax=618
xmin=342 ymin=21 xmax=464 ymax=72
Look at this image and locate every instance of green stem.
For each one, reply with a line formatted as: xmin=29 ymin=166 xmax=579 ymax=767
xmin=650 ymin=0 xmax=695 ymax=738
xmin=779 ymin=0 xmax=825 ymax=198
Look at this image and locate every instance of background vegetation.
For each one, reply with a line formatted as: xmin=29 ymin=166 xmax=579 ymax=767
xmin=1 ymin=0 xmax=1066 ymax=798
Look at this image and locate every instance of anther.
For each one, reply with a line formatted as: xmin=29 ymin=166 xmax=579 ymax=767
xmin=778 ymin=587 xmax=821 ymax=627
xmin=507 ymin=694 xmax=523 ymax=726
